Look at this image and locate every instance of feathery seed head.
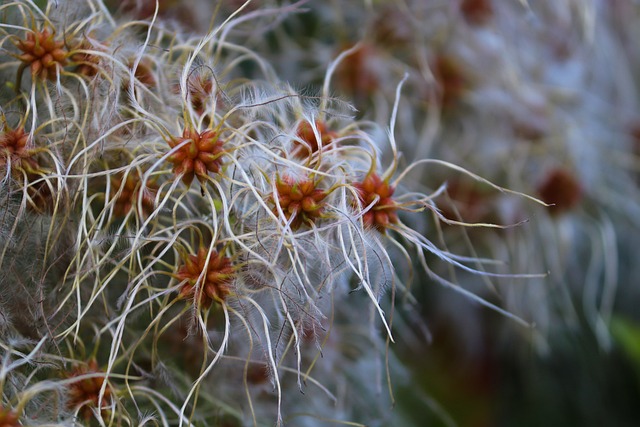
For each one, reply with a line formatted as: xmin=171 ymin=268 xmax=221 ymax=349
xmin=336 ymin=44 xmax=379 ymax=99
xmin=25 ymin=171 xmax=58 ymax=214
xmin=432 ymin=53 xmax=471 ymax=109
xmin=292 ymin=120 xmax=337 ymax=160
xmin=187 ymin=75 xmax=215 ymax=116
xmin=440 ymin=178 xmax=497 ymax=223
xmin=128 ymin=58 xmax=156 ymax=88
xmin=175 ymin=246 xmax=235 ymax=309
xmin=16 ymin=28 xmax=67 ymax=81
xmin=119 ymin=0 xmax=178 ymax=19
xmin=354 ymin=172 xmax=398 ymax=231
xmin=273 ymin=174 xmax=328 ymax=230
xmin=66 ymin=360 xmax=112 ymax=422
xmin=0 ymin=126 xmax=38 ymax=173
xmin=168 ymin=128 xmax=225 ymax=187
xmin=110 ymin=169 xmax=157 ymax=218
xmin=371 ymin=7 xmax=415 ymax=49
xmin=70 ymin=39 xmax=105 ymax=78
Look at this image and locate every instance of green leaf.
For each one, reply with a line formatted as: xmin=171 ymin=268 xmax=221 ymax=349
xmin=611 ymin=316 xmax=640 ymax=373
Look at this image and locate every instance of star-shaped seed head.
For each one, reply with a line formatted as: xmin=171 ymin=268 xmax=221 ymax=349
xmin=354 ymin=173 xmax=399 ymax=231
xmin=292 ymin=120 xmax=337 ymax=159
xmin=167 ymin=128 xmax=225 ymax=187
xmin=175 ymin=247 xmax=235 ymax=308
xmin=66 ymin=360 xmax=112 ymax=421
xmin=16 ymin=28 xmax=67 ymax=80
xmin=273 ymin=175 xmax=327 ymax=229
xmin=110 ymin=170 xmax=157 ymax=218
xmin=0 ymin=126 xmax=38 ymax=173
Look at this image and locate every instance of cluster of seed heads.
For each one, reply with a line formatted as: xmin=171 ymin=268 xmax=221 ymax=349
xmin=0 ymin=1 xmax=549 ymax=426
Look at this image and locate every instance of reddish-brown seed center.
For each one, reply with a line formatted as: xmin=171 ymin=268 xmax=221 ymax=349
xmin=110 ymin=170 xmax=157 ymax=217
xmin=292 ymin=120 xmax=337 ymax=159
xmin=335 ymin=44 xmax=379 ymax=99
xmin=70 ymin=39 xmax=105 ymax=78
xmin=354 ymin=173 xmax=399 ymax=231
xmin=175 ymin=247 xmax=235 ymax=308
xmin=0 ymin=126 xmax=38 ymax=172
xmin=461 ymin=0 xmax=494 ymax=25
xmin=167 ymin=129 xmax=225 ymax=186
xmin=66 ymin=360 xmax=112 ymax=421
xmin=16 ymin=28 xmax=67 ymax=80
xmin=538 ymin=168 xmax=582 ymax=215
xmin=273 ymin=175 xmax=327 ymax=229
xmin=432 ymin=54 xmax=470 ymax=108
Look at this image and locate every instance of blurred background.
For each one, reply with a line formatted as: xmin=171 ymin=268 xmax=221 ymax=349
xmin=253 ymin=1 xmax=640 ymax=425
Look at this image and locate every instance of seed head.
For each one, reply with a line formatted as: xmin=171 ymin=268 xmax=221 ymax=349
xmin=167 ymin=128 xmax=225 ymax=187
xmin=440 ymin=179 xmax=496 ymax=223
xmin=292 ymin=120 xmax=337 ymax=160
xmin=127 ymin=58 xmax=156 ymax=88
xmin=188 ymin=75 xmax=215 ymax=116
xmin=0 ymin=126 xmax=38 ymax=173
xmin=121 ymin=0 xmax=177 ymax=19
xmin=25 ymin=171 xmax=57 ymax=214
xmin=16 ymin=28 xmax=67 ymax=80
xmin=66 ymin=360 xmax=112 ymax=421
xmin=0 ymin=406 xmax=20 ymax=427
xmin=70 ymin=39 xmax=104 ymax=78
xmin=273 ymin=174 xmax=327 ymax=229
xmin=175 ymin=247 xmax=235 ymax=308
xmin=432 ymin=54 xmax=470 ymax=109
xmin=110 ymin=170 xmax=157 ymax=218
xmin=354 ymin=173 xmax=398 ymax=231
xmin=461 ymin=0 xmax=493 ymax=25
xmin=537 ymin=168 xmax=582 ymax=215
xmin=336 ymin=44 xmax=379 ymax=100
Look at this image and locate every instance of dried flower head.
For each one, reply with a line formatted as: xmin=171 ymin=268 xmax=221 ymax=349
xmin=432 ymin=54 xmax=471 ymax=108
xmin=110 ymin=169 xmax=157 ymax=218
xmin=25 ymin=171 xmax=57 ymax=214
xmin=354 ymin=173 xmax=398 ymax=231
xmin=336 ymin=44 xmax=379 ymax=100
xmin=16 ymin=28 xmax=67 ymax=80
xmin=167 ymin=128 xmax=225 ymax=187
xmin=440 ymin=178 xmax=496 ymax=223
xmin=0 ymin=126 xmax=38 ymax=173
xmin=272 ymin=174 xmax=328 ymax=229
xmin=119 ymin=0 xmax=178 ymax=19
xmin=66 ymin=360 xmax=112 ymax=421
xmin=292 ymin=120 xmax=337 ymax=160
xmin=175 ymin=246 xmax=235 ymax=308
